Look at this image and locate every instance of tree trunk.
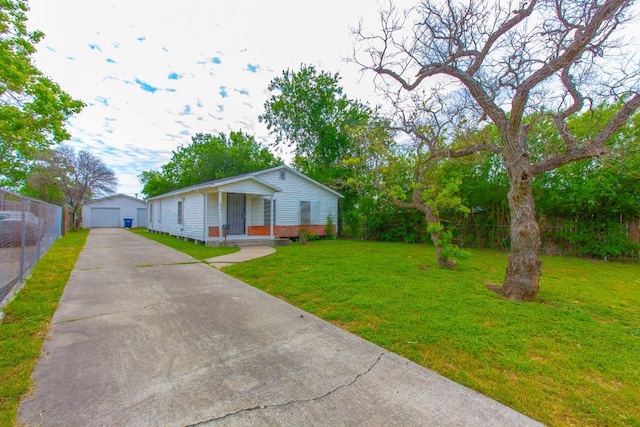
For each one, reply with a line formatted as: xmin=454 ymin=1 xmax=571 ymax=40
xmin=426 ymin=218 xmax=456 ymax=269
xmin=70 ymin=205 xmax=80 ymax=231
xmin=491 ymin=164 xmax=541 ymax=301
xmin=429 ymin=229 xmax=446 ymax=268
xmin=395 ymin=192 xmax=457 ymax=269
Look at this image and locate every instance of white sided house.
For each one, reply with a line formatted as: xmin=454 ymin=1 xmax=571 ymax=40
xmin=82 ymin=193 xmax=148 ymax=229
xmin=146 ymin=166 xmax=342 ymax=246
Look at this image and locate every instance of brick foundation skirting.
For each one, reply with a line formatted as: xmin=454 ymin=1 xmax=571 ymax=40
xmin=210 ymin=224 xmax=337 ymax=238
xmin=248 ymin=225 xmax=336 ymax=238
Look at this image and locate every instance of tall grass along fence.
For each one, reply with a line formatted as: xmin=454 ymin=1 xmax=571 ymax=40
xmin=0 ymin=189 xmax=62 ymax=307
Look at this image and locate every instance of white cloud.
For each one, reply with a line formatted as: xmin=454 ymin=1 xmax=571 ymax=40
xmin=28 ymin=1 xmax=640 ymax=197
xmin=48 ymin=0 xmax=640 ymax=197
xmin=28 ymin=0 xmax=398 ymax=196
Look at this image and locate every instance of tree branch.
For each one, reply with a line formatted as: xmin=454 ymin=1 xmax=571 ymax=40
xmin=467 ymin=0 xmax=538 ymax=76
xmin=513 ymin=0 xmax=629 ymax=116
xmin=532 ymin=92 xmax=640 ymax=175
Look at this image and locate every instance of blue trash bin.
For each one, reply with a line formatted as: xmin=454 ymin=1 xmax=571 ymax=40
xmin=123 ymin=218 xmax=133 ymax=228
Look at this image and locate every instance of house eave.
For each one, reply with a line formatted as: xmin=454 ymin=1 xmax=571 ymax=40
xmin=148 ymin=176 xmax=282 ymax=200
xmin=83 ymin=193 xmax=147 ymax=206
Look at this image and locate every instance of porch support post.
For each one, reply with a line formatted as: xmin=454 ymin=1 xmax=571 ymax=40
xmin=218 ymin=191 xmax=223 ymax=242
xmin=269 ymin=195 xmax=274 ymax=239
xmin=202 ymin=192 xmax=207 ymax=243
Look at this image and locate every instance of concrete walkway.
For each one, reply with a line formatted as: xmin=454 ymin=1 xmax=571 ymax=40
xmin=18 ymin=229 xmax=543 ymax=426
xmin=207 ymin=246 xmax=276 ymax=268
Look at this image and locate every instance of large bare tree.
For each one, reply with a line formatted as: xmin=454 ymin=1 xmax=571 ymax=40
xmin=25 ymin=145 xmax=117 ymax=228
xmin=354 ymin=0 xmax=640 ymax=301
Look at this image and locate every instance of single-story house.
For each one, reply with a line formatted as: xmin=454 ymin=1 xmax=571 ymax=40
xmin=82 ymin=193 xmax=148 ymax=229
xmin=146 ymin=165 xmax=342 ymax=246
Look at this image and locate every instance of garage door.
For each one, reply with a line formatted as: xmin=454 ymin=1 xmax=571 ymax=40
xmin=91 ymin=208 xmax=120 ymax=228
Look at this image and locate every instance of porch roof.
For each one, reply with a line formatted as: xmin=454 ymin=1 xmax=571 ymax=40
xmin=147 ymin=175 xmax=281 ymax=200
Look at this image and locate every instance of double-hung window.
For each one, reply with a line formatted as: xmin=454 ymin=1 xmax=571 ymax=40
xmin=264 ymin=199 xmax=276 ymax=225
xmin=300 ymin=201 xmax=311 ymax=225
xmin=177 ymin=200 xmax=184 ymax=224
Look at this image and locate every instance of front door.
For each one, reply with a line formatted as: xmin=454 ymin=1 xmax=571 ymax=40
xmin=226 ymin=193 xmax=246 ymax=235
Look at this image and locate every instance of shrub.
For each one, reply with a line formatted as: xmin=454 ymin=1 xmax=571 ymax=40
xmin=299 ymin=226 xmax=310 ymax=245
xmin=325 ymin=214 xmax=336 ymax=239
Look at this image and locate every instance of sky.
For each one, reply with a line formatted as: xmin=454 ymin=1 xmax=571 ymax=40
xmin=27 ymin=0 xmax=397 ymax=197
xmin=26 ymin=1 xmax=640 ymax=198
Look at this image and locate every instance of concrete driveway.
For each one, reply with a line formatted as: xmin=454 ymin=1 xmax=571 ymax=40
xmin=18 ymin=229 xmax=543 ymax=426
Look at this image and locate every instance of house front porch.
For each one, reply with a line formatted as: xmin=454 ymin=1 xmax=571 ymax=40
xmin=206 ymin=226 xmax=290 ymax=247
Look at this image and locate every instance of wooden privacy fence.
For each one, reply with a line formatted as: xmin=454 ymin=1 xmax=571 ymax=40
xmin=454 ymin=215 xmax=640 ymax=260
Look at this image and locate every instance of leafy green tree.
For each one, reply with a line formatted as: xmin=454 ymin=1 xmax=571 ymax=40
xmin=260 ymin=65 xmax=376 ymax=234
xmin=260 ymin=65 xmax=371 ymax=178
xmin=20 ymin=149 xmax=65 ymax=205
xmin=453 ymin=105 xmax=640 ymax=258
xmin=365 ymin=203 xmax=429 ymax=243
xmin=355 ymin=0 xmax=640 ymax=300
xmin=0 ymin=1 xmax=84 ymax=187
xmin=379 ymin=136 xmax=471 ymax=268
xmin=138 ymin=169 xmax=172 ymax=200
xmin=140 ymin=131 xmax=282 ymax=197
xmin=453 ymin=150 xmax=511 ymax=250
xmin=338 ymin=114 xmax=397 ymax=236
xmin=539 ymin=157 xmax=640 ymax=259
xmin=533 ymin=105 xmax=640 ymax=258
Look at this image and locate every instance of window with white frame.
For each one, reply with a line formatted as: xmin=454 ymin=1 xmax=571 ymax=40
xmin=264 ymin=199 xmax=276 ymax=225
xmin=300 ymin=201 xmax=321 ymax=224
xmin=177 ymin=200 xmax=184 ymax=224
xmin=300 ymin=201 xmax=311 ymax=225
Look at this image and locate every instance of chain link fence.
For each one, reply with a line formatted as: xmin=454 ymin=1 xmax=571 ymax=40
xmin=0 ymin=188 xmax=62 ymax=307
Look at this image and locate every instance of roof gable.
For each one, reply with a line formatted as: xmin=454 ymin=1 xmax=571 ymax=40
xmin=83 ymin=193 xmax=146 ymax=206
xmin=253 ymin=165 xmax=344 ymax=198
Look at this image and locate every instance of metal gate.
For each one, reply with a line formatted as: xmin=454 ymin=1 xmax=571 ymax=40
xmin=226 ymin=193 xmax=245 ymax=235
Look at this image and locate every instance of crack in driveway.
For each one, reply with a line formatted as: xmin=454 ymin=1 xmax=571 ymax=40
xmin=186 ymin=352 xmax=387 ymax=426
xmin=53 ymin=302 xmax=167 ymax=324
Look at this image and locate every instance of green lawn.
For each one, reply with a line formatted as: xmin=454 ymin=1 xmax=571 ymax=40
xmin=6 ymin=232 xmax=634 ymax=426
xmin=0 ymin=229 xmax=89 ymax=426
xmin=222 ymin=240 xmax=640 ymax=427
xmin=128 ymin=228 xmax=239 ymax=260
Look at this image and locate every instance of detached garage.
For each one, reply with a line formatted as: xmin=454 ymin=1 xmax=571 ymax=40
xmin=82 ymin=194 xmax=148 ymax=229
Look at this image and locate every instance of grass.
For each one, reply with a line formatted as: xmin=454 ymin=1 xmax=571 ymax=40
xmin=0 ymin=229 xmax=89 ymax=426
xmin=5 ymin=232 xmax=634 ymax=426
xmin=128 ymin=228 xmax=239 ymax=260
xmin=221 ymin=240 xmax=640 ymax=427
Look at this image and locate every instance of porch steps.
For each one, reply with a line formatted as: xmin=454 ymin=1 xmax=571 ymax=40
xmin=234 ymin=239 xmax=274 ymax=247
